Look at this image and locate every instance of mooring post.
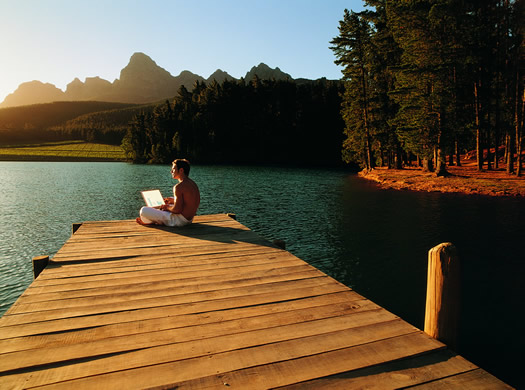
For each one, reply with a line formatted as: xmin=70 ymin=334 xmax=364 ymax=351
xmin=424 ymin=242 xmax=460 ymax=350
xmin=272 ymin=239 xmax=286 ymax=250
xmin=32 ymin=255 xmax=49 ymax=279
xmin=72 ymin=223 xmax=83 ymax=235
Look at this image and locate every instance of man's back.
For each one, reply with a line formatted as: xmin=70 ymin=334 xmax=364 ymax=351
xmin=175 ymin=178 xmax=200 ymax=220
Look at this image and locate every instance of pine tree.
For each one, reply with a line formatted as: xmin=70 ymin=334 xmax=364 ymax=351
xmin=331 ymin=9 xmax=375 ymax=169
xmin=363 ymin=0 xmax=403 ymax=168
xmin=388 ymin=0 xmax=464 ymax=175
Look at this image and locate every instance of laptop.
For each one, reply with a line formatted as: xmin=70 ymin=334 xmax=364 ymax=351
xmin=141 ymin=189 xmax=165 ymax=208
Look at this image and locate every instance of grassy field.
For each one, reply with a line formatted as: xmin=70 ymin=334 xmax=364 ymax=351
xmin=0 ymin=141 xmax=126 ymax=161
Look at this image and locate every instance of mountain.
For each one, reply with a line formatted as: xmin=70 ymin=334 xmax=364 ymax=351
xmin=1 ymin=81 xmax=65 ymax=107
xmin=65 ymin=77 xmax=112 ymax=100
xmin=0 ymin=53 xmax=297 ymax=108
xmin=245 ymin=63 xmax=292 ymax=81
xmin=176 ymin=70 xmax=206 ymax=89
xmin=109 ymin=52 xmax=179 ymax=103
xmin=207 ymin=69 xmax=236 ymax=84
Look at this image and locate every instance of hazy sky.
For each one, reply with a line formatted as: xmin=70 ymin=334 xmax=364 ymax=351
xmin=0 ymin=0 xmax=365 ymax=103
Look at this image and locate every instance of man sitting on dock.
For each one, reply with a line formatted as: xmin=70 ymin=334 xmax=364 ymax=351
xmin=137 ymin=159 xmax=200 ymax=227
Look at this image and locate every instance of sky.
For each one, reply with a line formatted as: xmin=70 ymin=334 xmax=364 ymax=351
xmin=0 ymin=0 xmax=365 ymax=103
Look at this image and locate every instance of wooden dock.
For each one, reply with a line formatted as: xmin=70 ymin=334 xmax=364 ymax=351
xmin=0 ymin=214 xmax=511 ymax=389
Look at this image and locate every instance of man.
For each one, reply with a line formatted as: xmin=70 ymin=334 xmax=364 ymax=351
xmin=136 ymin=159 xmax=200 ymax=226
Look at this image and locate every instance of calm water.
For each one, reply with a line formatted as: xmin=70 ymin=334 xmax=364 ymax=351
xmin=0 ymin=161 xmax=523 ymax=387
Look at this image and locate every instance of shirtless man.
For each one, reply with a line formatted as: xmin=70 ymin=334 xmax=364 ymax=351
xmin=136 ymin=159 xmax=200 ymax=227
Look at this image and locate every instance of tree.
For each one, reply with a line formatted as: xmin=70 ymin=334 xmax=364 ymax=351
xmin=331 ymin=9 xmax=375 ymax=169
xmin=362 ymin=0 xmax=403 ymax=169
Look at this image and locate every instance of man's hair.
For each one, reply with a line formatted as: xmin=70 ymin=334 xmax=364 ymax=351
xmin=173 ymin=159 xmax=191 ymax=176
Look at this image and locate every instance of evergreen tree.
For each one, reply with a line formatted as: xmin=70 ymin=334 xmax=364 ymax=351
xmin=363 ymin=0 xmax=403 ymax=168
xmin=331 ymin=9 xmax=375 ymax=169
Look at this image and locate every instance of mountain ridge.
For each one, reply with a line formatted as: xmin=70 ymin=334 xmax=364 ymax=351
xmin=1 ymin=53 xmax=304 ymax=108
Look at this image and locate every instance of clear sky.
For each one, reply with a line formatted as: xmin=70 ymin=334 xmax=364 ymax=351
xmin=0 ymin=0 xmax=365 ymax=103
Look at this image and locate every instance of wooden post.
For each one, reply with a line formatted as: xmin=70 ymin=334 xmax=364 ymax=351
xmin=273 ymin=239 xmax=286 ymax=250
xmin=425 ymin=242 xmax=460 ymax=350
xmin=72 ymin=223 xmax=82 ymax=235
xmin=32 ymin=255 xmax=49 ymax=279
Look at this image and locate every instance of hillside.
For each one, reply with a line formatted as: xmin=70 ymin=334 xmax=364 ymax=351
xmin=0 ymin=101 xmax=138 ymax=130
xmin=0 ymin=101 xmax=143 ymax=145
xmin=50 ymin=103 xmax=156 ymax=144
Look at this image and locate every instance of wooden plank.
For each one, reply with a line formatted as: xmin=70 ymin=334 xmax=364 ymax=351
xmin=407 ymin=368 xmax=513 ymax=390
xmin=67 ymin=220 xmax=251 ymax=240
xmin=56 ymin=227 xmax=260 ymax=253
xmin=0 ymin=293 xmax=372 ymax=353
xmin=35 ymin=249 xmax=298 ymax=280
xmin=164 ymin=334 xmax=445 ymax=390
xmin=8 ymin=266 xmax=322 ymax=307
xmin=30 ymin=254 xmax=305 ymax=286
xmin=32 ymin=247 xmax=285 ymax=281
xmin=0 ymin=277 xmax=336 ymax=326
xmin=1 ymin=319 xmax=422 ymax=389
xmin=50 ymin=239 xmax=277 ymax=263
xmin=0 ymin=285 xmax=350 ymax=338
xmin=9 ymin=269 xmax=324 ymax=314
xmin=2 ymin=331 xmax=441 ymax=389
xmin=0 ymin=292 xmax=365 ymax=351
xmin=18 ymin=258 xmax=309 ymax=296
xmin=0 ymin=305 xmax=394 ymax=373
xmin=274 ymin=349 xmax=479 ymax=389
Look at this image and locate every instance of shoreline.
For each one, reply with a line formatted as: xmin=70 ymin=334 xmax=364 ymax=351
xmin=0 ymin=155 xmax=125 ymax=162
xmin=358 ymin=164 xmax=525 ymax=197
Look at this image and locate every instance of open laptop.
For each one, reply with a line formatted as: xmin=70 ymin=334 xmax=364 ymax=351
xmin=141 ymin=189 xmax=165 ymax=208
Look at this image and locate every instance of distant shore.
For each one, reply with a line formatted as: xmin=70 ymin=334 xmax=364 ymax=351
xmin=0 ymin=155 xmax=124 ymax=162
xmin=0 ymin=141 xmax=125 ymax=162
xmin=359 ymin=162 xmax=525 ymax=197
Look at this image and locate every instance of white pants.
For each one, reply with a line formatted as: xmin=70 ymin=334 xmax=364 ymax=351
xmin=139 ymin=207 xmax=192 ymax=227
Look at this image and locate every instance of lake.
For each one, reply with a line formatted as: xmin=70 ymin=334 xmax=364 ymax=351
xmin=0 ymin=161 xmax=523 ymax=387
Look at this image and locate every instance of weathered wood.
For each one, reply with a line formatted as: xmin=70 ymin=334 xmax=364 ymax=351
xmin=31 ymin=255 xmax=49 ymax=279
xmin=280 ymin=350 xmax=478 ymax=389
xmin=425 ymin=242 xmax=461 ymax=350
xmin=273 ymin=238 xmax=286 ymax=249
xmin=72 ymin=222 xmax=83 ymax=235
xmin=0 ymin=297 xmax=370 ymax=353
xmin=0 ymin=215 xmax=509 ymax=389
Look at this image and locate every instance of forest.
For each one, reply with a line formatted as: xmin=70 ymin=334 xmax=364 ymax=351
xmin=0 ymin=101 xmax=141 ymax=145
xmin=121 ymin=78 xmax=345 ymax=165
xmin=331 ymin=0 xmax=524 ymax=175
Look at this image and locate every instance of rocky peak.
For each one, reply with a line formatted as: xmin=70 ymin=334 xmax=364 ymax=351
xmin=119 ymin=52 xmax=174 ymax=84
xmin=65 ymin=77 xmax=112 ymax=100
xmin=1 ymin=81 xmax=64 ymax=107
xmin=245 ymin=63 xmax=292 ymax=81
xmin=207 ymin=69 xmax=236 ymax=84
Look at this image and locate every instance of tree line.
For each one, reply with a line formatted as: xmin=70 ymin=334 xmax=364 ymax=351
xmin=121 ymin=78 xmax=345 ymax=166
xmin=0 ymin=101 xmax=137 ymax=145
xmin=330 ymin=0 xmax=524 ymax=175
xmin=51 ymin=104 xmax=154 ymax=145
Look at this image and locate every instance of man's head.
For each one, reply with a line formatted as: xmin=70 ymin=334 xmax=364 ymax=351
xmin=172 ymin=159 xmax=191 ymax=176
